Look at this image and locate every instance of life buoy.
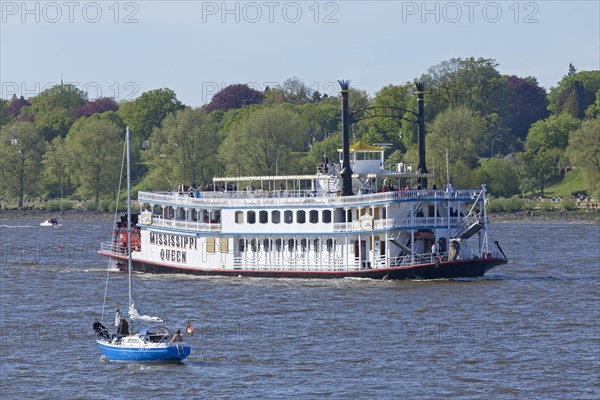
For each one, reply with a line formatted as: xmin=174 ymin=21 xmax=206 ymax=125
xmin=434 ymin=257 xmax=440 ymax=269
xmin=484 ymin=253 xmax=492 ymax=259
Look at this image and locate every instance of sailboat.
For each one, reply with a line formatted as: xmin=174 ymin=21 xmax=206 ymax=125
xmin=95 ymin=127 xmax=191 ymax=362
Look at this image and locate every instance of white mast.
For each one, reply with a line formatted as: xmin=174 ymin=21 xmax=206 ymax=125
xmin=126 ymin=127 xmax=133 ymax=308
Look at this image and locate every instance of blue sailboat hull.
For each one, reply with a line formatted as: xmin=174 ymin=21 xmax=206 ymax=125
xmin=97 ymin=340 xmax=191 ymax=362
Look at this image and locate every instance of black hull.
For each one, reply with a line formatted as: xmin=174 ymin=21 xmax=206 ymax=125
xmin=101 ymin=253 xmax=506 ymax=280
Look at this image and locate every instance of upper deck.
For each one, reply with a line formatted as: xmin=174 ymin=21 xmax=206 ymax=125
xmin=138 ymin=188 xmax=484 ymax=209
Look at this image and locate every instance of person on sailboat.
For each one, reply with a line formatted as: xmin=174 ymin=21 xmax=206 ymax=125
xmin=114 ymin=307 xmax=122 ymax=327
xmin=93 ymin=319 xmax=109 ymax=340
xmin=117 ymin=318 xmax=130 ymax=336
xmin=170 ymin=330 xmax=183 ymax=342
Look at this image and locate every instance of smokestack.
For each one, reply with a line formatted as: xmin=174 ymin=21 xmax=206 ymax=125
xmin=338 ymin=80 xmax=353 ymax=196
xmin=415 ymin=81 xmax=427 ymax=188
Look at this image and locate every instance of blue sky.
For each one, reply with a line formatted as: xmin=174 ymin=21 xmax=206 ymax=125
xmin=1 ymin=0 xmax=599 ymax=106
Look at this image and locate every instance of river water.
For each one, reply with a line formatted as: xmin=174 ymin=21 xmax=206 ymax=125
xmin=0 ymin=219 xmax=598 ymax=399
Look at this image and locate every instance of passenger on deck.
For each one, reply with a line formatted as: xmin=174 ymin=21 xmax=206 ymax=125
xmin=93 ymin=319 xmax=109 ymax=340
xmin=117 ymin=318 xmax=130 ymax=336
xmin=114 ymin=307 xmax=122 ymax=327
xmin=171 ymin=330 xmax=183 ymax=342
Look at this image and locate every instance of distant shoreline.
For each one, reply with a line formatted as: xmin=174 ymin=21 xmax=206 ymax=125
xmin=1 ymin=208 xmax=598 ymax=224
xmin=0 ymin=209 xmax=115 ymax=222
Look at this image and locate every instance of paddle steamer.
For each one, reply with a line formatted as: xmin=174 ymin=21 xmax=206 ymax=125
xmin=99 ymin=81 xmax=507 ymax=279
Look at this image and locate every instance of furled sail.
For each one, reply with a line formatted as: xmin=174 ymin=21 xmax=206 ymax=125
xmin=128 ymin=302 xmax=163 ymax=322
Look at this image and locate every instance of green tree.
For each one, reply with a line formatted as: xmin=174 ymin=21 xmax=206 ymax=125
xmin=584 ymin=89 xmax=600 ymax=119
xmin=143 ymin=108 xmax=221 ymax=189
xmin=425 ymin=106 xmax=487 ymax=187
xmin=548 ymin=70 xmax=600 ymax=117
xmin=42 ymin=137 xmax=73 ymax=198
xmin=219 ymin=106 xmax=304 ymax=176
xmin=474 ymin=157 xmax=520 ymax=197
xmin=522 ymin=114 xmax=581 ymax=195
xmin=299 ymin=132 xmax=342 ymax=174
xmin=0 ymin=99 xmax=9 ymax=127
xmin=295 ymin=99 xmax=340 ymax=149
xmin=118 ymin=88 xmax=184 ymax=141
xmin=567 ymin=118 xmax=600 ymax=197
xmin=0 ymin=121 xmax=45 ymax=206
xmin=421 ymin=57 xmax=509 ymax=120
xmin=25 ymin=84 xmax=88 ymax=141
xmin=281 ymin=77 xmax=313 ymax=104
xmin=66 ymin=117 xmax=124 ymax=207
xmin=361 ymin=84 xmax=414 ymax=151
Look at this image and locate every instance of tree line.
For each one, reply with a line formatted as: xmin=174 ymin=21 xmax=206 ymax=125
xmin=1 ymin=58 xmax=598 ymax=209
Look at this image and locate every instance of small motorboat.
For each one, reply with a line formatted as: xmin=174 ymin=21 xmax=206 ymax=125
xmin=40 ymin=218 xmax=59 ymax=227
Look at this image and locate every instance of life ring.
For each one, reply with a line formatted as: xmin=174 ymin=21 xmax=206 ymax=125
xmin=434 ymin=257 xmax=440 ymax=269
xmin=484 ymin=253 xmax=492 ymax=259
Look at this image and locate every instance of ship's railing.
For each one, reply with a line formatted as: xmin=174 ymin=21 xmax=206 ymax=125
xmin=149 ymin=215 xmax=221 ymax=232
xmin=332 ymin=216 xmax=463 ymax=232
xmin=449 ymin=212 xmax=488 ymax=237
xmin=99 ymin=242 xmax=126 ymax=255
xmin=138 ymin=189 xmax=482 ymax=208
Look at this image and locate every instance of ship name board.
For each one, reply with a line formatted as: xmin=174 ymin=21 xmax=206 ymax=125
xmin=149 ymin=232 xmax=197 ymax=264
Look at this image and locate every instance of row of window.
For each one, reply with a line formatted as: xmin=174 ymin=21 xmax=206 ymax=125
xmin=205 ymin=237 xmax=229 ymax=254
xmin=235 ymin=210 xmax=332 ymax=225
xmin=239 ymin=238 xmax=335 ymax=253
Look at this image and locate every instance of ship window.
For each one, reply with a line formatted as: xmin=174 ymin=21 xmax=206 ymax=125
xmin=275 ymin=239 xmax=282 ymax=252
xmin=235 ymin=211 xmax=244 ymax=224
xmin=259 ymin=210 xmax=268 ymax=224
xmin=300 ymin=239 xmax=307 ymax=252
xmin=206 ymin=238 xmax=215 ymax=253
xmin=309 ymin=210 xmax=319 ymax=223
xmin=288 ymin=239 xmax=295 ymax=252
xmin=326 ymin=239 xmax=334 ymax=252
xmin=263 ymin=239 xmax=270 ymax=252
xmin=272 ymin=210 xmax=280 ymax=224
xmin=296 ymin=210 xmax=306 ymax=224
xmin=220 ymin=238 xmax=229 ymax=253
xmin=247 ymin=211 xmax=256 ymax=224
xmin=239 ymin=239 xmax=245 ymax=252
xmin=250 ymin=239 xmax=257 ymax=252
xmin=284 ymin=210 xmax=293 ymax=224
xmin=313 ymin=239 xmax=320 ymax=252
xmin=213 ymin=210 xmax=221 ymax=223
xmin=322 ymin=210 xmax=332 ymax=223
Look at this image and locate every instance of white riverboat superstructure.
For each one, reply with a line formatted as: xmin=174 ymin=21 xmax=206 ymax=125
xmin=99 ymin=81 xmax=507 ymax=279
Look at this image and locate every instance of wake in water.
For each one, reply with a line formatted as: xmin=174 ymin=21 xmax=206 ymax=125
xmin=0 ymin=225 xmax=35 ymax=228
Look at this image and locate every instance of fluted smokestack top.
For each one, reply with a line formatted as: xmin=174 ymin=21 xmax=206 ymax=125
xmin=338 ymin=80 xmax=351 ymax=92
xmin=415 ymin=81 xmax=425 ymax=95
